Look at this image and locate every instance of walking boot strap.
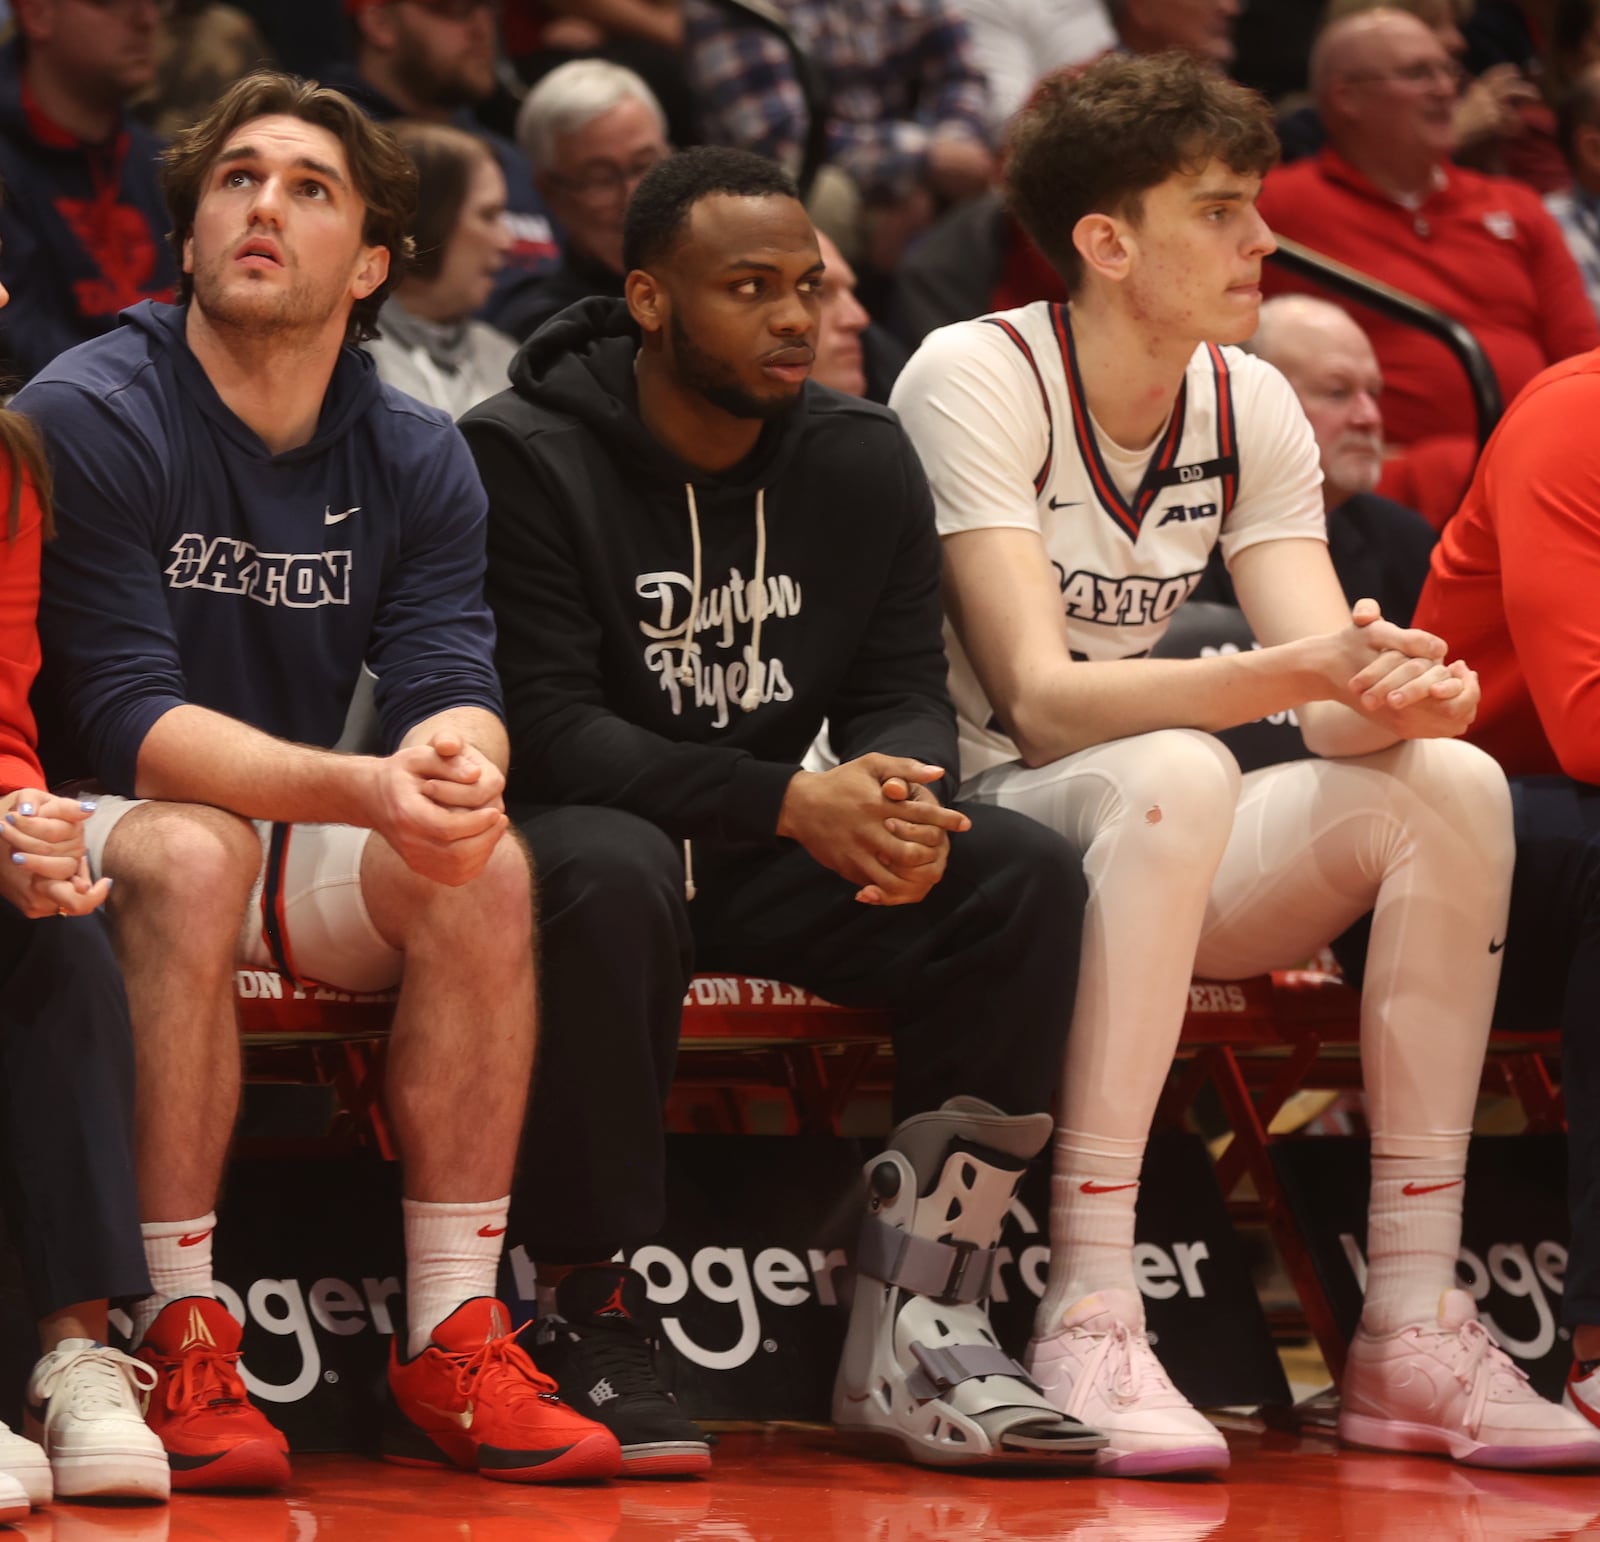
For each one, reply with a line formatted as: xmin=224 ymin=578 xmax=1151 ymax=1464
xmin=904 ymin=1341 xmax=1037 ymax=1402
xmin=855 ymin=1212 xmax=1001 ymax=1304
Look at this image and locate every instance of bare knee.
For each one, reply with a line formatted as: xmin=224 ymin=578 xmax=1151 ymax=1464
xmin=374 ymin=830 xmax=535 ymax=952
xmin=476 ymin=833 xmax=535 ymax=946
xmin=103 ymin=803 xmax=259 ymax=934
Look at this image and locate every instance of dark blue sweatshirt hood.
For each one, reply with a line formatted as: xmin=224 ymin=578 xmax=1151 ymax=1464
xmin=119 ymin=299 xmax=384 ymax=462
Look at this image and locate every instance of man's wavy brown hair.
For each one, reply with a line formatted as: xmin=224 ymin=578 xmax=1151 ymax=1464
xmin=161 ymin=71 xmax=418 ymax=345
xmin=1005 ymin=52 xmax=1279 ymax=294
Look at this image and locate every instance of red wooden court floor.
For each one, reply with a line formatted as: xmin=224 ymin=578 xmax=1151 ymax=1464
xmin=8 ymin=1427 xmax=1600 ymax=1540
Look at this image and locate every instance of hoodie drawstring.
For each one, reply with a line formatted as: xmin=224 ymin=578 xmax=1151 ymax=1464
xmin=676 ymin=483 xmax=703 ymax=686
xmin=675 ymin=482 xmax=769 ymax=903
xmin=739 ymin=488 xmax=767 ymax=714
xmin=678 ymin=483 xmax=769 ymax=714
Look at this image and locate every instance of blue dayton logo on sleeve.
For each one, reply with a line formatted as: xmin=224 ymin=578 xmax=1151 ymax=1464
xmin=166 ymin=535 xmax=352 ymax=608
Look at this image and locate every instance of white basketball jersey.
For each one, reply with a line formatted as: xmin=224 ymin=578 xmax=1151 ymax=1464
xmin=892 ymin=302 xmax=1325 ymax=779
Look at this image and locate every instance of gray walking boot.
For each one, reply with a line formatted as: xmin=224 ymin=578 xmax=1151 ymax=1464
xmin=833 ymin=1096 xmax=1107 ymax=1468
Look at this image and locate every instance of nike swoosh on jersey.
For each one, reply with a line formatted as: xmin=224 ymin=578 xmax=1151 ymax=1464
xmin=324 ymin=505 xmax=361 ymax=525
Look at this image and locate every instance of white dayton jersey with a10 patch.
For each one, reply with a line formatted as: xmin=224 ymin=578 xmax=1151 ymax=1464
xmin=891 ymin=301 xmax=1327 ymax=780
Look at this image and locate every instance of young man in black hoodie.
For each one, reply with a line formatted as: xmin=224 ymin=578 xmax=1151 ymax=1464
xmin=460 ymin=146 xmax=1104 ymax=1475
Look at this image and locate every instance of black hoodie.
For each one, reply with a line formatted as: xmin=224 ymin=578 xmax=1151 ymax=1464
xmin=459 ymin=297 xmax=958 ymax=853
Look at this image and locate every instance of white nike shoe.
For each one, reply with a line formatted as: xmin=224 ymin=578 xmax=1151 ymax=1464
xmin=1024 ymin=1289 xmax=1230 ymax=1476
xmin=0 ymin=1470 xmax=29 ymax=1523
xmin=1340 ymin=1289 xmax=1600 ymax=1470
xmin=0 ymin=1414 xmax=50 ymax=1507
xmin=26 ymin=1339 xmax=171 ymax=1500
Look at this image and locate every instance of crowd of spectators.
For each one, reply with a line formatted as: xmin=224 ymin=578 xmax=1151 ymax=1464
xmin=2 ymin=0 xmax=1600 ymax=1516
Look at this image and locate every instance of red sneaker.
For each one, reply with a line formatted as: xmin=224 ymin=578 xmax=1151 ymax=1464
xmin=135 ymin=1297 xmax=291 ymax=1491
xmin=385 ymin=1298 xmax=621 ymax=1483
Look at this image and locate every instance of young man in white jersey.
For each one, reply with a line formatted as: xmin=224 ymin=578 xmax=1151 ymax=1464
xmin=889 ymin=50 xmax=1600 ymax=1475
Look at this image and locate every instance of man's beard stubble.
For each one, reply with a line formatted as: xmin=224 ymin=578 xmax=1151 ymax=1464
xmin=191 ymin=251 xmax=342 ymax=342
xmin=669 ymin=309 xmax=801 ymax=423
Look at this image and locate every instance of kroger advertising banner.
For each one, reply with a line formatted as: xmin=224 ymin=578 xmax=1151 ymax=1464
xmin=1272 ymin=1135 xmax=1574 ymax=1400
xmin=93 ymin=1132 xmax=1278 ymax=1452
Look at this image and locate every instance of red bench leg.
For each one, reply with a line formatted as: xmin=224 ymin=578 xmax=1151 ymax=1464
xmin=1198 ymin=1045 xmax=1349 ymax=1383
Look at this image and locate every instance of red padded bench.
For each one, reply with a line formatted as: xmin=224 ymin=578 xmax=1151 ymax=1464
xmin=235 ymin=967 xmax=1560 ymax=1382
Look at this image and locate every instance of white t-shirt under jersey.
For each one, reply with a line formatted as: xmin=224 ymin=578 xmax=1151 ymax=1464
xmin=891 ymin=302 xmax=1326 ymax=780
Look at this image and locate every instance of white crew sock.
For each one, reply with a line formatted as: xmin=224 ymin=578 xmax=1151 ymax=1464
xmin=402 ymin=1195 xmax=510 ymax=1357
xmin=1036 ymin=1129 xmax=1145 ymax=1337
xmin=1361 ymin=1151 xmax=1468 ymax=1334
xmin=130 ymin=1212 xmax=217 ymax=1345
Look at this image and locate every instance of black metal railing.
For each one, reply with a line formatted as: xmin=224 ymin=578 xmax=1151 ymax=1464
xmin=1267 ymin=236 xmax=1502 ymax=447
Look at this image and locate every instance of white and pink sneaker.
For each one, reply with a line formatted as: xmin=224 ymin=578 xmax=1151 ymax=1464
xmin=1341 ymin=1289 xmax=1600 ymax=1470
xmin=1024 ymin=1289 xmax=1229 ymax=1476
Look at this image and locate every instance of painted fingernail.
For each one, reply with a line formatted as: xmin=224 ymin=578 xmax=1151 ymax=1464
xmin=79 ymin=800 xmax=97 ymax=813
xmin=4 ymin=814 xmax=13 ymax=826
xmin=9 ymin=852 xmax=24 ymax=865
xmin=17 ymin=803 xmax=32 ymax=816
xmin=103 ymin=877 xmax=114 ymax=889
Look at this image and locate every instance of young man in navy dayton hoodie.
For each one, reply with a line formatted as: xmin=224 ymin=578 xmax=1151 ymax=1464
xmin=461 ymin=147 xmax=1102 ymax=1476
xmin=24 ymin=72 xmax=619 ymax=1491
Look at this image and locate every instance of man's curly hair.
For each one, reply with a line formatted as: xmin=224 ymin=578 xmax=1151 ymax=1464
xmin=1006 ymin=52 xmax=1279 ymax=293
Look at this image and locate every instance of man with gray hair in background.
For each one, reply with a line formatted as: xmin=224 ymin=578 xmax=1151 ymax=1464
xmin=1200 ymin=295 xmax=1439 ymax=625
xmin=504 ymin=57 xmax=670 ymax=339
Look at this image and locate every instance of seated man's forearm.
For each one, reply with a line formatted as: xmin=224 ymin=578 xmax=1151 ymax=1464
xmin=1298 ymin=700 xmax=1403 ymax=760
xmin=401 ymin=706 xmax=509 ymax=774
xmin=1008 ymin=642 xmax=1329 ymax=766
xmin=134 ymin=703 xmax=382 ymax=826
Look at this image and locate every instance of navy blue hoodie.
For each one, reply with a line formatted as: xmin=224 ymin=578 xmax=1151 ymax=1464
xmin=23 ymin=301 xmax=502 ymax=795
xmin=0 ymin=48 xmax=178 ymax=384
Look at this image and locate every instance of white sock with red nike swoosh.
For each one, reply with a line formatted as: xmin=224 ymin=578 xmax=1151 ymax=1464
xmin=1036 ymin=1128 xmax=1145 ymax=1337
xmin=1362 ymin=1149 xmax=1469 ymax=1334
xmin=403 ymin=1195 xmax=511 ymax=1358
xmin=131 ymin=1212 xmax=218 ymax=1346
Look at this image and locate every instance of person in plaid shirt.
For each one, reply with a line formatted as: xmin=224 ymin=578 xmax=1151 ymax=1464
xmin=684 ymin=0 xmax=994 ymax=262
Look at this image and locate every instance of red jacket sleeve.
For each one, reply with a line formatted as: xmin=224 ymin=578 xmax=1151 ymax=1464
xmin=0 ymin=471 xmax=46 ymax=794
xmin=1493 ymin=370 xmax=1600 ymax=783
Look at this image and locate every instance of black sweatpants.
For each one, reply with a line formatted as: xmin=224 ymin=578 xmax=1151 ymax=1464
xmin=0 ymin=906 xmax=148 ymax=1315
xmin=514 ymin=802 xmax=1086 ymax=1262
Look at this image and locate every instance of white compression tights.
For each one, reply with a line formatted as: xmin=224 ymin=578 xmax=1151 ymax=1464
xmin=964 ymin=730 xmax=1514 ymax=1338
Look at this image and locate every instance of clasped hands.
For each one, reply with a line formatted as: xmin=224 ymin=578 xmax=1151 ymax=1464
xmin=373 ymin=730 xmax=508 ymax=887
xmin=1335 ymin=597 xmax=1479 ymax=738
xmin=778 ymin=753 xmax=968 ymax=907
xmin=0 ymin=791 xmax=111 ymax=918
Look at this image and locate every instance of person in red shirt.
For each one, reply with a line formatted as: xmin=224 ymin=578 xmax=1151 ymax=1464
xmin=1257 ymin=8 xmax=1598 ymax=450
xmin=1413 ymin=348 xmax=1600 ymax=1435
xmin=0 ymin=359 xmax=166 ymax=1506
